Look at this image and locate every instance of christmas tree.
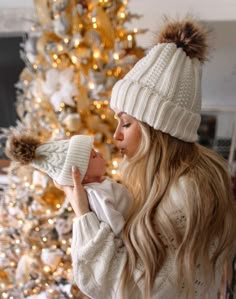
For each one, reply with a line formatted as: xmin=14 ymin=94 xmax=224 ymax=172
xmin=0 ymin=0 xmax=145 ymax=298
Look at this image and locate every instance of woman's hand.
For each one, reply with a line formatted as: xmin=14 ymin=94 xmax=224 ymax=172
xmin=54 ymin=166 xmax=90 ymax=218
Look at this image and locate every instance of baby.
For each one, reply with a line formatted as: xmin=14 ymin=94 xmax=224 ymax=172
xmin=5 ymin=134 xmax=131 ymax=236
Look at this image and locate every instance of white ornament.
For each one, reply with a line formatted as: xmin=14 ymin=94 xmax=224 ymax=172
xmin=42 ymin=68 xmax=78 ymax=111
xmin=41 ymin=248 xmax=63 ymax=271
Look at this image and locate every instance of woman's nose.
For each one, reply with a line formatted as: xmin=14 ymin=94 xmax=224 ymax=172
xmin=113 ymin=127 xmax=123 ymax=141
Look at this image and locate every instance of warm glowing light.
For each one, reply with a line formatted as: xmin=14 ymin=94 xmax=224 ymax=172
xmin=33 ymin=64 xmax=38 ymax=70
xmin=2 ymin=293 xmax=8 ymax=299
xmin=46 ymin=209 xmax=51 ymax=214
xmin=119 ymin=12 xmax=126 ymax=18
xmin=52 ymin=62 xmax=58 ymax=68
xmin=15 ymin=239 xmax=20 ymax=244
xmin=23 ymin=80 xmax=28 ymax=85
xmin=10 ymin=261 xmax=15 ymax=267
xmin=0 ymin=252 xmax=6 ymax=258
xmin=56 ymin=204 xmax=61 ymax=209
xmin=62 ymin=239 xmax=67 ymax=245
xmin=112 ymin=169 xmax=117 ymax=175
xmin=35 ymin=227 xmax=40 ymax=232
xmin=42 ymin=237 xmax=47 ymax=242
xmin=15 ymin=248 xmax=20 ymax=254
xmin=64 ymin=37 xmax=69 ymax=44
xmin=112 ymin=160 xmax=118 ymax=167
xmin=74 ymin=39 xmax=80 ymax=47
xmin=93 ymin=50 xmax=100 ymax=59
xmin=54 ymin=13 xmax=60 ymax=19
xmin=18 ymin=219 xmax=23 ymax=225
xmin=93 ymin=64 xmax=98 ymax=70
xmin=71 ymin=55 xmax=78 ymax=64
xmin=101 ymin=114 xmax=106 ymax=119
xmin=127 ymin=35 xmax=132 ymax=41
xmin=88 ymin=82 xmax=95 ymax=89
xmin=113 ymin=53 xmax=119 ymax=60
xmin=93 ymin=23 xmax=98 ymax=29
xmin=133 ymin=28 xmax=138 ymax=33
xmin=91 ymin=17 xmax=97 ymax=23
xmin=53 ymin=54 xmax=58 ymax=60
xmin=48 ymin=219 xmax=54 ymax=225
xmin=67 ymin=247 xmax=71 ymax=255
xmin=57 ymin=44 xmax=64 ymax=52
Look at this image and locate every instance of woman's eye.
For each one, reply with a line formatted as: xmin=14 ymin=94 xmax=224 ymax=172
xmin=122 ymin=123 xmax=131 ymax=128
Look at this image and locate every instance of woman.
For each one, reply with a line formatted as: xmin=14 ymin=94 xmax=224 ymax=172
xmin=56 ymin=17 xmax=236 ymax=298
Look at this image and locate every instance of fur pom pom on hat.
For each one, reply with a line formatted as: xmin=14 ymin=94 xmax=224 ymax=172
xmin=110 ymin=17 xmax=209 ymax=142
xmin=5 ymin=134 xmax=94 ymax=186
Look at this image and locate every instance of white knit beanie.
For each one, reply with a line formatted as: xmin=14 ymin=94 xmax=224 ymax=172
xmin=6 ymin=134 xmax=94 ymax=186
xmin=110 ymin=18 xmax=208 ymax=142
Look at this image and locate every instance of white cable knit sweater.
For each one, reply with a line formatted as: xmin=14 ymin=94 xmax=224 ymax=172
xmin=71 ymin=211 xmax=223 ymax=299
xmin=71 ymin=177 xmax=225 ymax=298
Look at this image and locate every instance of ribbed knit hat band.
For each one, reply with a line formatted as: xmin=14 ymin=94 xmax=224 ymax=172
xmin=111 ymin=18 xmax=208 ymax=142
xmin=32 ymin=135 xmax=94 ymax=185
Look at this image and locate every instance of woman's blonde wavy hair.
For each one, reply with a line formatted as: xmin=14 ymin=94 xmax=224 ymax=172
xmin=119 ymin=122 xmax=236 ymax=299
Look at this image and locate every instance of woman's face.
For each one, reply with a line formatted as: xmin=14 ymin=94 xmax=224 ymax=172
xmin=113 ymin=112 xmax=142 ymax=158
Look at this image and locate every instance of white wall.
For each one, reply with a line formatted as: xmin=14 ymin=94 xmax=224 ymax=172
xmin=0 ymin=0 xmax=235 ymax=111
xmin=126 ymin=1 xmax=236 ymax=110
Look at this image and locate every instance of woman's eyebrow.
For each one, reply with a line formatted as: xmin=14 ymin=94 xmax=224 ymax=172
xmin=116 ymin=112 xmax=126 ymax=118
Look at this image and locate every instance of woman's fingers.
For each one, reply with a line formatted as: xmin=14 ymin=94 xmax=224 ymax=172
xmin=71 ymin=166 xmax=90 ymax=217
xmin=53 ymin=167 xmax=90 ymax=217
xmin=72 ymin=166 xmax=83 ymax=191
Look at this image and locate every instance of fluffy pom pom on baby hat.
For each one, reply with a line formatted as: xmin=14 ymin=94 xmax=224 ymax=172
xmin=5 ymin=134 xmax=94 ymax=186
xmin=110 ymin=18 xmax=209 ymax=142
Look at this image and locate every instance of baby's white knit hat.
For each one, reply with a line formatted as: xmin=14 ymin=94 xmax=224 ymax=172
xmin=5 ymin=135 xmax=94 ymax=186
xmin=110 ymin=18 xmax=208 ymax=142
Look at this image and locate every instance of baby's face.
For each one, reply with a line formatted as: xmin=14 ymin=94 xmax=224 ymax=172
xmin=85 ymin=149 xmax=106 ymax=180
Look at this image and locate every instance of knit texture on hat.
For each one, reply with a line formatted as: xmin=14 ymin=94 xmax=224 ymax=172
xmin=111 ymin=43 xmax=201 ymax=142
xmin=32 ymin=135 xmax=94 ymax=185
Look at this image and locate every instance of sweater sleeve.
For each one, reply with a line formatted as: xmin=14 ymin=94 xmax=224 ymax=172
xmin=71 ymin=212 xmax=140 ymax=299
